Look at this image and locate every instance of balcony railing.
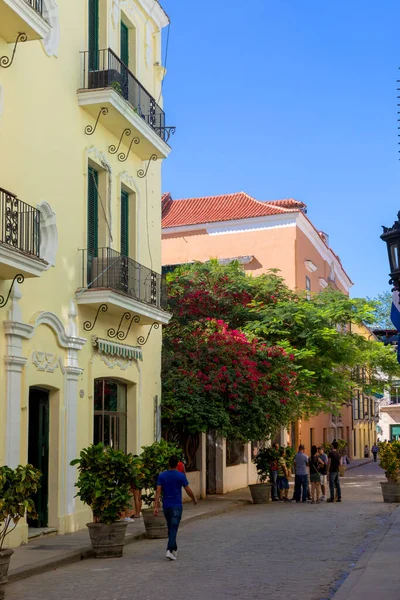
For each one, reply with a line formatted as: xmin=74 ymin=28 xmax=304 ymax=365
xmin=80 ymin=48 xmax=170 ymax=142
xmin=0 ymin=187 xmax=41 ymax=257
xmin=25 ymin=0 xmax=44 ymax=15
xmin=80 ymin=247 xmax=167 ymax=311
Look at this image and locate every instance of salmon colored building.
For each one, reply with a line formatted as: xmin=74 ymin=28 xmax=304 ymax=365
xmin=162 ymin=192 xmax=354 ymax=459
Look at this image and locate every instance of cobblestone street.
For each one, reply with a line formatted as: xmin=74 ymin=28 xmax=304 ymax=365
xmin=6 ymin=462 xmax=394 ymax=600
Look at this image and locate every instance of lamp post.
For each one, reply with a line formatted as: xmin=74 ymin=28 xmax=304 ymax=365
xmin=381 ymin=211 xmax=400 ymax=290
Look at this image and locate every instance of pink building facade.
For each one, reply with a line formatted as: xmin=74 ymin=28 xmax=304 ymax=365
xmin=162 ymin=192 xmax=354 ymax=459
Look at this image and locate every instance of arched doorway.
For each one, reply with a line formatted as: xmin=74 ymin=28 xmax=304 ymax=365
xmin=28 ymin=388 xmax=50 ymax=528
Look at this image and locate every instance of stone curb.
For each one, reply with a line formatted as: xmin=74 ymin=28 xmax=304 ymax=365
xmin=7 ymin=499 xmax=250 ymax=584
xmin=331 ymin=506 xmax=400 ymax=600
xmin=345 ymin=459 xmax=373 ymax=471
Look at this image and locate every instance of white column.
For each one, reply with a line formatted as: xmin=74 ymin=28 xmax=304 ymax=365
xmin=64 ymin=365 xmax=81 ymax=516
xmin=4 ymin=356 xmax=27 ymax=467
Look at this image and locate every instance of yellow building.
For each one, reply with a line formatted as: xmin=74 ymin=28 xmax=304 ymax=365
xmin=0 ymin=0 xmax=172 ymax=547
xmin=350 ymin=323 xmax=379 ymax=458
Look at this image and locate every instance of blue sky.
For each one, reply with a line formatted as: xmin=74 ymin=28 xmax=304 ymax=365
xmin=160 ymin=0 xmax=400 ymax=299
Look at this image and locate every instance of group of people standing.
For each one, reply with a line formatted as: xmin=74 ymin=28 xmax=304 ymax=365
xmin=270 ymin=442 xmax=343 ymax=504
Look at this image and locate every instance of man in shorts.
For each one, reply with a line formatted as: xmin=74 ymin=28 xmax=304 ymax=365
xmin=318 ymin=446 xmax=328 ymax=501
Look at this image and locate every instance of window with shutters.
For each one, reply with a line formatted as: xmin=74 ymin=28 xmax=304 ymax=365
xmin=121 ymin=189 xmax=129 ymax=257
xmin=94 ymin=379 xmax=127 ymax=452
xmin=87 ymin=166 xmax=99 ymax=258
xmin=88 ymin=0 xmax=99 ymax=71
xmin=121 ymin=21 xmax=129 ymax=67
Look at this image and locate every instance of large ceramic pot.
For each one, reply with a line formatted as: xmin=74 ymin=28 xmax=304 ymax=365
xmin=248 ymin=483 xmax=272 ymax=504
xmin=0 ymin=549 xmax=14 ymax=600
xmin=87 ymin=521 xmax=129 ymax=558
xmin=380 ymin=481 xmax=400 ymax=503
xmin=142 ymin=508 xmax=168 ymax=539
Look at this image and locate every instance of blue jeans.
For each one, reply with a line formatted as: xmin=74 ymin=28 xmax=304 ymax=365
xmin=329 ymin=472 xmax=341 ymax=500
xmin=163 ymin=507 xmax=183 ymax=552
xmin=270 ymin=470 xmax=279 ymax=499
xmin=294 ymin=474 xmax=308 ymax=502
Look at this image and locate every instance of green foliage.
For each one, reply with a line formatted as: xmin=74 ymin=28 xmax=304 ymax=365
xmin=138 ymin=440 xmax=182 ymax=507
xmin=0 ymin=464 xmax=41 ymax=550
xmin=111 ymin=80 xmax=123 ymax=95
xmin=71 ymin=443 xmax=143 ymax=524
xmin=284 ymin=446 xmax=296 ymax=469
xmin=378 ymin=441 xmax=400 ymax=483
xmin=252 ymin=446 xmax=282 ymax=483
xmin=368 ymin=291 xmax=393 ymax=329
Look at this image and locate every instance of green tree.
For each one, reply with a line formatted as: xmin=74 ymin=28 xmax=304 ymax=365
xmin=368 ymin=291 xmax=392 ymax=329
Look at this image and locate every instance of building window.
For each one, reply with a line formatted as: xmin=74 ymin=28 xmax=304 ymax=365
xmin=121 ymin=188 xmax=129 ymax=257
xmin=390 ymin=385 xmax=400 ymax=405
xmin=94 ymin=379 xmax=127 ymax=452
xmin=88 ymin=0 xmax=99 ymax=71
xmin=226 ymin=439 xmax=246 ymax=466
xmin=306 ymin=276 xmax=311 ymax=299
xmin=87 ymin=166 xmax=99 ymax=259
xmin=120 ymin=21 xmax=129 ymax=66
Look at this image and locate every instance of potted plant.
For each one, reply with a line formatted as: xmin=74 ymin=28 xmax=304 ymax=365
xmin=71 ymin=443 xmax=142 ymax=558
xmin=138 ymin=440 xmax=181 ymax=539
xmin=0 ymin=465 xmax=41 ymax=600
xmin=336 ymin=439 xmax=348 ymax=476
xmin=249 ymin=446 xmax=276 ymax=503
xmin=378 ymin=441 xmax=400 ymax=502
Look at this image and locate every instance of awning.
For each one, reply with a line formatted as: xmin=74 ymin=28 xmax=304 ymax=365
xmin=92 ymin=336 xmax=143 ymax=361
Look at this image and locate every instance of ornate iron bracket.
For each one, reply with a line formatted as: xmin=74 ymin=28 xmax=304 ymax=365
xmin=118 ymin=136 xmax=140 ymax=162
xmin=107 ymin=313 xmax=140 ymax=341
xmin=137 ymin=322 xmax=160 ymax=346
xmin=83 ymin=303 xmax=108 ymax=331
xmin=0 ymin=274 xmax=24 ymax=309
xmin=155 ymin=126 xmax=176 ymax=144
xmin=0 ymin=33 xmax=27 ymax=69
xmin=85 ymin=107 xmax=108 ymax=135
xmin=137 ymin=154 xmax=158 ymax=178
xmin=108 ymin=129 xmax=131 ymax=155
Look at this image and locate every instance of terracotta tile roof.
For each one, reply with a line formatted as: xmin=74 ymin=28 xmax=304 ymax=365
xmin=162 ymin=192 xmax=304 ymax=228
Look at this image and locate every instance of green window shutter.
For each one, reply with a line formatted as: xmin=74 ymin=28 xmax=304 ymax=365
xmin=88 ymin=0 xmax=99 ymax=71
xmin=120 ymin=22 xmax=129 ymax=67
xmin=88 ymin=167 xmax=99 ymax=258
xmin=121 ymin=189 xmax=129 ymax=257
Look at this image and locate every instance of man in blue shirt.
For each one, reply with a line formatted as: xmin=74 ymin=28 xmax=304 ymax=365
xmin=154 ymin=455 xmax=197 ymax=560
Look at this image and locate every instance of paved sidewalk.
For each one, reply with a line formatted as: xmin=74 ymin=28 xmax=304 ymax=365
xmin=333 ymin=505 xmax=400 ymax=600
xmin=8 ymin=493 xmax=250 ymax=583
xmin=345 ymin=458 xmax=374 ymax=471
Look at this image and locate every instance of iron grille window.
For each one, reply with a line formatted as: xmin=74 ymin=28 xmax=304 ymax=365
xmin=390 ymin=385 xmax=400 ymax=404
xmin=94 ymin=379 xmax=127 ymax=452
xmin=226 ymin=439 xmax=246 ymax=467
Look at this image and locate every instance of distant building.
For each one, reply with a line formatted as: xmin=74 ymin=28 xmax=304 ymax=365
xmin=373 ymin=329 xmax=400 ymax=442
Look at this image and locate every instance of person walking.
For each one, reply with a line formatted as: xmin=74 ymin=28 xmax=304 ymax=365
xmin=317 ymin=446 xmax=328 ymax=501
xmin=277 ymin=447 xmax=290 ymax=502
xmin=327 ymin=441 xmax=341 ymax=503
xmin=309 ymin=446 xmax=322 ymax=504
xmin=294 ymin=444 xmax=309 ymax=503
xmin=154 ymin=456 xmax=197 ymax=561
xmin=270 ymin=442 xmax=280 ymax=501
xmin=371 ymin=443 xmax=379 ymax=462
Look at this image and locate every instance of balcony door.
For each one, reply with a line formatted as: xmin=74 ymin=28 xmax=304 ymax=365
xmin=87 ymin=166 xmax=99 ymax=285
xmin=28 ymin=388 xmax=50 ymax=528
xmin=88 ymin=0 xmax=99 ymax=71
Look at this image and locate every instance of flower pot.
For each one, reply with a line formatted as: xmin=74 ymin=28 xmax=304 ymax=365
xmin=87 ymin=521 xmax=128 ymax=558
xmin=339 ymin=465 xmax=346 ymax=477
xmin=0 ymin=549 xmax=14 ymax=600
xmin=142 ymin=508 xmax=168 ymax=539
xmin=380 ymin=481 xmax=400 ymax=503
xmin=248 ymin=483 xmax=272 ymax=504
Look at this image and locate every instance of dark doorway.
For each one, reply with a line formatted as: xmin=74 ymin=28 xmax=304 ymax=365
xmin=28 ymin=388 xmax=50 ymax=528
xmin=206 ymin=431 xmax=217 ymax=494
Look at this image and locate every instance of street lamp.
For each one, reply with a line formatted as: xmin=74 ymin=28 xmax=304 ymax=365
xmin=381 ymin=212 xmax=400 ymax=289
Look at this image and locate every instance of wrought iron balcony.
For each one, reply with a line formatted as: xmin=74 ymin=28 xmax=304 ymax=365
xmin=80 ymin=247 xmax=167 ymax=311
xmin=80 ymin=48 xmax=174 ymax=144
xmin=0 ymin=187 xmax=40 ymax=257
xmin=0 ymin=0 xmax=50 ymax=44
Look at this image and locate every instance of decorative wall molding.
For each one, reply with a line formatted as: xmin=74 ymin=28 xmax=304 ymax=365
xmin=32 ymin=351 xmax=60 ymax=373
xmin=41 ymin=0 xmax=60 ymax=57
xmin=100 ymin=353 xmax=133 ymax=371
xmin=29 ymin=311 xmax=87 ymax=351
xmin=111 ymin=0 xmax=120 ymax=28
xmin=305 ymin=260 xmax=318 ymax=273
xmin=319 ymin=278 xmax=328 ymax=289
xmin=38 ymin=200 xmax=58 ymax=268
